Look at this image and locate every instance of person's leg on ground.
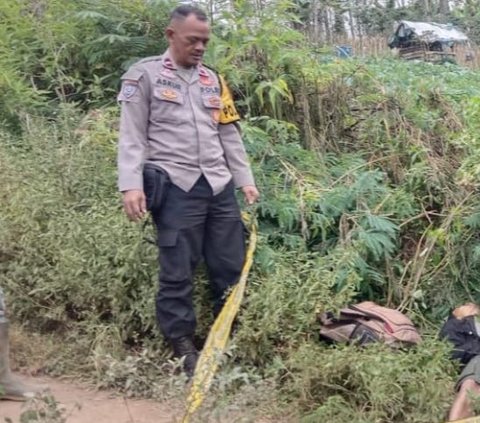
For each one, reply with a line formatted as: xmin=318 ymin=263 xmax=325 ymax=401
xmin=203 ymin=180 xmax=246 ymax=317
xmin=0 ymin=288 xmax=44 ymax=400
xmin=449 ymin=378 xmax=480 ymax=421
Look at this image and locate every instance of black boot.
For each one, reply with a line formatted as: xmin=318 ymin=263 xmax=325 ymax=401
xmin=170 ymin=336 xmax=198 ymax=378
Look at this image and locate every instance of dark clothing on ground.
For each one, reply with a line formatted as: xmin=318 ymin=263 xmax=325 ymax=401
xmin=440 ymin=315 xmax=480 ymax=366
xmin=440 ymin=314 xmax=480 ymax=390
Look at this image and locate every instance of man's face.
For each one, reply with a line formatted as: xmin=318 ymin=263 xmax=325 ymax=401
xmin=166 ymin=14 xmax=210 ymax=67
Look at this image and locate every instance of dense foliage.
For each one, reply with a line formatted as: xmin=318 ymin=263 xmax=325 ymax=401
xmin=1 ymin=1 xmax=480 ymax=421
xmin=295 ymin=0 xmax=480 ymax=44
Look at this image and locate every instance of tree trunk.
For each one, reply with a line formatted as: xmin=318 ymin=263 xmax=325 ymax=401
xmin=322 ymin=8 xmax=331 ymax=43
xmin=439 ymin=0 xmax=449 ymax=16
xmin=424 ymin=0 xmax=431 ymax=21
xmin=312 ymin=0 xmax=320 ymax=42
xmin=334 ymin=10 xmax=345 ymax=37
xmin=348 ymin=0 xmax=356 ymax=41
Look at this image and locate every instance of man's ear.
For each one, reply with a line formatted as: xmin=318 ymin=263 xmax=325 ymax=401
xmin=165 ymin=26 xmax=174 ymax=41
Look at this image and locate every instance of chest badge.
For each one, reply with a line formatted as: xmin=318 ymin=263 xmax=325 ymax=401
xmin=200 ymin=75 xmax=213 ymax=86
xmin=208 ymin=96 xmax=221 ymax=107
xmin=162 ymin=89 xmax=178 ymax=100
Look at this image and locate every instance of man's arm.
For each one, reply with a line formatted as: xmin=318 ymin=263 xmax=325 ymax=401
xmin=218 ymin=123 xmax=259 ymax=204
xmin=117 ymin=66 xmax=150 ymax=221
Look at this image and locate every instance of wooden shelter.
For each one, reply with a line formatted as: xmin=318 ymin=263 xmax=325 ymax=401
xmin=388 ymin=20 xmax=469 ymax=64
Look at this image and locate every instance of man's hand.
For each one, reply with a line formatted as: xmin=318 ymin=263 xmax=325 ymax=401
xmin=241 ymin=185 xmax=260 ymax=205
xmin=122 ymin=189 xmax=147 ymax=222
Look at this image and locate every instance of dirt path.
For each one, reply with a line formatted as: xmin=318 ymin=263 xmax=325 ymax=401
xmin=0 ymin=375 xmax=180 ymax=423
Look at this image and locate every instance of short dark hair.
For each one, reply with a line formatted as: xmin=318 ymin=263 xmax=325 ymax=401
xmin=170 ymin=4 xmax=208 ymax=22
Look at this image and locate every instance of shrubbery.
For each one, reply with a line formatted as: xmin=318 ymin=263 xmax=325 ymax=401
xmin=1 ymin=0 xmax=480 ymax=421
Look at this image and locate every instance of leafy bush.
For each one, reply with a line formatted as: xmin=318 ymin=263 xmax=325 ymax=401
xmin=0 ymin=106 xmax=158 ymax=338
xmin=2 ymin=1 xmax=480 ymax=421
xmin=290 ymin=340 xmax=456 ymax=422
xmin=0 ymin=0 xmax=174 ymax=128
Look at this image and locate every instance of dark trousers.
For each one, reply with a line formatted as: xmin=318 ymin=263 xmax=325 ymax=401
xmin=152 ymin=176 xmax=245 ymax=340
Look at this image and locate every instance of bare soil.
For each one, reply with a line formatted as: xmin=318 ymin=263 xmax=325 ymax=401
xmin=0 ymin=375 xmax=180 ymax=423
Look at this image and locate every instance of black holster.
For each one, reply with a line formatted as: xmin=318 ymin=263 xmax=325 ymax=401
xmin=143 ymin=163 xmax=170 ymax=214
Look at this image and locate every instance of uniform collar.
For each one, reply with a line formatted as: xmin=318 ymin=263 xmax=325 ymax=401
xmin=198 ymin=66 xmax=209 ymax=77
xmin=161 ymin=50 xmax=211 ymax=84
xmin=162 ymin=50 xmax=178 ymax=70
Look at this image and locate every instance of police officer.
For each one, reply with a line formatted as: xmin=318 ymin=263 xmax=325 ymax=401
xmin=117 ymin=5 xmax=259 ymax=376
xmin=0 ymin=287 xmax=42 ymax=400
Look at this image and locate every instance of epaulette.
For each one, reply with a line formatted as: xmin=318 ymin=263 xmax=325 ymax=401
xmin=135 ymin=55 xmax=164 ymax=66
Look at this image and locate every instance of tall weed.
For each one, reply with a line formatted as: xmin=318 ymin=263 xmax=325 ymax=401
xmin=1 ymin=1 xmax=480 ymax=420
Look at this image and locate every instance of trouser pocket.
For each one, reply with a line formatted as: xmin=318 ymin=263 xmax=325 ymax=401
xmin=143 ymin=163 xmax=170 ymax=214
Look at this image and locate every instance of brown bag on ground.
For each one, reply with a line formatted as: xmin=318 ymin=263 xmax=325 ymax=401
xmin=319 ymin=301 xmax=422 ymax=347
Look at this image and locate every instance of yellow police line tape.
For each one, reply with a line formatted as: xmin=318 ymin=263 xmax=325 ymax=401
xmin=182 ymin=212 xmax=258 ymax=423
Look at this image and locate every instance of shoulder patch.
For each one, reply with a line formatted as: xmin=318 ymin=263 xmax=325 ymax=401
xmin=117 ymin=71 xmax=143 ymax=103
xmin=121 ymin=83 xmax=138 ymax=99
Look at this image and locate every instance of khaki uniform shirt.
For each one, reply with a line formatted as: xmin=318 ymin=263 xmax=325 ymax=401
xmin=117 ymin=50 xmax=255 ymax=195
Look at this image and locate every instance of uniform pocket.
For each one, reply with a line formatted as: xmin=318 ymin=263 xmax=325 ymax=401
xmin=143 ymin=164 xmax=170 ymax=213
xmin=202 ymin=95 xmax=221 ymax=109
xmin=151 ymin=88 xmax=185 ymax=124
xmin=153 ymin=87 xmax=184 ymax=104
xmin=157 ymin=229 xmax=178 ymax=247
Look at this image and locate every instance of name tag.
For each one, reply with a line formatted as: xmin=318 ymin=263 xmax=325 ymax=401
xmin=155 ymin=78 xmax=182 ymax=91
